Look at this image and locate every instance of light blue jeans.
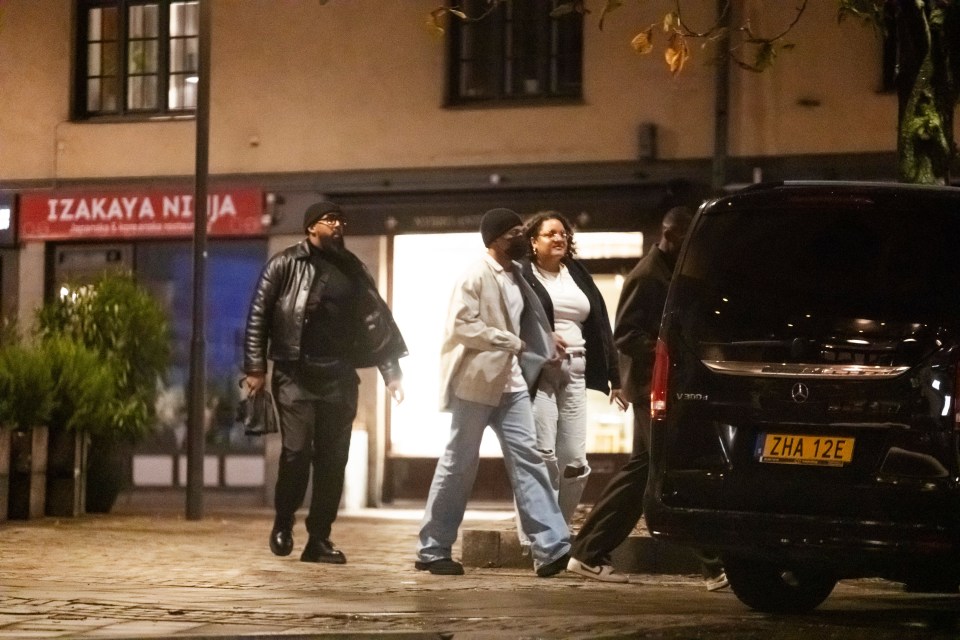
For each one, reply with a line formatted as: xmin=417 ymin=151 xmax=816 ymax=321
xmin=532 ymin=352 xmax=589 ymax=522
xmin=516 ymin=352 xmax=589 ymax=547
xmin=417 ymin=391 xmax=572 ymax=570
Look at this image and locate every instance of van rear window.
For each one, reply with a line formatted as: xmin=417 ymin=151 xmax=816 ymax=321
xmin=672 ymin=204 xmax=960 ymax=365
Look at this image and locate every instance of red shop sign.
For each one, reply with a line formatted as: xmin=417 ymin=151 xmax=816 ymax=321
xmin=18 ymin=188 xmax=264 ymax=241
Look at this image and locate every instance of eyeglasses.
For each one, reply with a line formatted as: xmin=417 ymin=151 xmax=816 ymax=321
xmin=538 ymin=231 xmax=568 ymax=240
xmin=318 ymin=216 xmax=346 ymax=227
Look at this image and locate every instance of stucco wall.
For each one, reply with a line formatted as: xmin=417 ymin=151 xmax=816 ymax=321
xmin=0 ymin=0 xmax=926 ymax=182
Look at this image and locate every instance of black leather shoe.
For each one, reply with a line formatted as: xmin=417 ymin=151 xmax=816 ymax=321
xmin=300 ymin=537 xmax=347 ymax=564
xmin=269 ymin=528 xmax=294 ymax=557
xmin=536 ymin=553 xmax=570 ymax=578
xmin=414 ymin=558 xmax=464 ymax=575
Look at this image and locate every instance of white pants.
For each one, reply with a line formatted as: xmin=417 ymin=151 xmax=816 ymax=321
xmin=517 ymin=351 xmax=589 ymax=544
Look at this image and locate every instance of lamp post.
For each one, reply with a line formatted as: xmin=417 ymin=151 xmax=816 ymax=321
xmin=187 ymin=0 xmax=212 ymax=521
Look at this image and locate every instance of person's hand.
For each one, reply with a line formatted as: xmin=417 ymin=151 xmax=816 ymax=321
xmin=551 ymin=332 xmax=568 ymax=362
xmin=387 ymin=380 xmax=404 ymax=404
xmin=245 ymin=373 xmax=266 ymax=395
xmin=610 ymin=388 xmax=629 ymax=411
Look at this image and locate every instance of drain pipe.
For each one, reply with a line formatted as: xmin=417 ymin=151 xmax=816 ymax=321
xmin=712 ymin=0 xmax=732 ymax=194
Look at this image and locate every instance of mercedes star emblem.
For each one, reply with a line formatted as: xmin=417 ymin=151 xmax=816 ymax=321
xmin=791 ymin=382 xmax=810 ymax=403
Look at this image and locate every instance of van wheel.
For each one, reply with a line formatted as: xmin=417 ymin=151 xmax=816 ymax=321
xmin=723 ymin=557 xmax=837 ymax=613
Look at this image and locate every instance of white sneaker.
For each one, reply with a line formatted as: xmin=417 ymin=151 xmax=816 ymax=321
xmin=705 ymin=571 xmax=730 ymax=592
xmin=566 ymin=557 xmax=629 ymax=583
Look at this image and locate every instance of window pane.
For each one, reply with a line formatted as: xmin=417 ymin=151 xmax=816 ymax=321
xmin=457 ymin=20 xmax=498 ymax=99
xmin=170 ymin=1 xmax=199 ymax=37
xmin=144 ymin=39 xmax=159 ymax=72
xmin=88 ymin=8 xmax=102 ymax=41
xmin=129 ymin=3 xmax=160 ymax=38
xmin=507 ymin=0 xmax=546 ymax=96
xmin=88 ymin=76 xmax=119 ymax=113
xmin=168 ymin=73 xmax=197 ymax=110
xmin=100 ymin=6 xmax=118 ymax=41
xmin=170 ymin=36 xmax=198 ymax=72
xmin=87 ymin=43 xmax=101 ymax=75
xmin=127 ymin=75 xmax=158 ymax=110
xmin=128 ymin=39 xmax=158 ymax=74
xmin=86 ymin=78 xmax=101 ymax=112
xmin=102 ymin=39 xmax=118 ymax=76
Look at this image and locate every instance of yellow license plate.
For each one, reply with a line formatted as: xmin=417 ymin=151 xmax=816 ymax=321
xmin=758 ymin=433 xmax=855 ymax=467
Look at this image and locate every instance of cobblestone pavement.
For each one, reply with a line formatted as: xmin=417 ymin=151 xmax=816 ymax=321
xmin=0 ymin=505 xmax=934 ymax=639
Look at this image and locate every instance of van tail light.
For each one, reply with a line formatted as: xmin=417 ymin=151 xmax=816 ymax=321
xmin=955 ymin=366 xmax=960 ymax=430
xmin=650 ymin=338 xmax=670 ymax=420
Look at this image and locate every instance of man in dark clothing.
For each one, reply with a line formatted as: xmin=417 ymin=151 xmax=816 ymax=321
xmin=566 ymin=206 xmax=693 ymax=583
xmin=244 ymin=200 xmax=407 ymax=564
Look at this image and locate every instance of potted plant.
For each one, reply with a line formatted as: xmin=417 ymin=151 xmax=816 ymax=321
xmin=37 ymin=272 xmax=170 ymax=513
xmin=0 ymin=338 xmax=55 ymax=519
xmin=41 ymin=335 xmax=117 ymax=516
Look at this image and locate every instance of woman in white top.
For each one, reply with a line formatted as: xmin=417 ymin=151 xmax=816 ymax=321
xmin=519 ymin=212 xmax=627 ymax=528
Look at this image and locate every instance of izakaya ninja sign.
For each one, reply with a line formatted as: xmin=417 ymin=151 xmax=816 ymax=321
xmin=19 ymin=188 xmax=264 ymax=240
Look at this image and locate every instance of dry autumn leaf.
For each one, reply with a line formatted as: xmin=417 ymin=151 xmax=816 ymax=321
xmin=631 ymin=26 xmax=654 ymax=54
xmin=665 ymin=31 xmax=690 ymax=75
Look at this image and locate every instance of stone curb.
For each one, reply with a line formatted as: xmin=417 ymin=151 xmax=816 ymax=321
xmin=462 ymin=528 xmax=702 ymax=574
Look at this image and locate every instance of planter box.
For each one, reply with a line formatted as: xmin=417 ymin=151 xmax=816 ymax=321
xmin=46 ymin=429 xmax=88 ymax=517
xmin=8 ymin=426 xmax=48 ymax=520
xmin=0 ymin=428 xmax=10 ymax=524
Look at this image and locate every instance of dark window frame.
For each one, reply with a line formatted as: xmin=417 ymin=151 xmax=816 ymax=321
xmin=73 ymin=0 xmax=199 ymax=121
xmin=444 ymin=0 xmax=584 ymax=108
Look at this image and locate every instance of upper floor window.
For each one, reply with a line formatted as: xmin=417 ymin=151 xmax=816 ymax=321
xmin=75 ymin=1 xmax=199 ymax=119
xmin=446 ymin=0 xmax=583 ymax=107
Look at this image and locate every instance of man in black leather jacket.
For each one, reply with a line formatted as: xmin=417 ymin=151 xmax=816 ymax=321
xmin=244 ymin=200 xmax=407 ymax=564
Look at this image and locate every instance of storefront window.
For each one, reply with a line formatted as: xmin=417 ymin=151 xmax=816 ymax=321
xmin=390 ymin=231 xmax=642 ymax=458
xmin=137 ymin=240 xmax=265 ymax=453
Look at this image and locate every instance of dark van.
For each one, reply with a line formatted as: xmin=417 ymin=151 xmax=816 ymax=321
xmin=645 ymin=182 xmax=960 ymax=612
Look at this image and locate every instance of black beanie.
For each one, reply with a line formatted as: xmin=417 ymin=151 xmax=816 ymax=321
xmin=303 ymin=200 xmax=343 ymax=232
xmin=480 ymin=208 xmax=522 ymax=247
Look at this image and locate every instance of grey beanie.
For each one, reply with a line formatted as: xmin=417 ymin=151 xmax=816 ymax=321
xmin=303 ymin=200 xmax=343 ymax=232
xmin=480 ymin=208 xmax=523 ymax=247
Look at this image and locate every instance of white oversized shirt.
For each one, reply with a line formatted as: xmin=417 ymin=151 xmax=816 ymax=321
xmin=532 ymin=263 xmax=589 ymax=349
xmin=485 ymin=254 xmax=528 ymax=393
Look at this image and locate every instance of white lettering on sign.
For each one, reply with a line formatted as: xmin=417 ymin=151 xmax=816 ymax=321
xmin=43 ymin=194 xmax=238 ymax=227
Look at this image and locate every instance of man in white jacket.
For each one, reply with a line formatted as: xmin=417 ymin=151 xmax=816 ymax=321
xmin=415 ymin=208 xmax=572 ymax=577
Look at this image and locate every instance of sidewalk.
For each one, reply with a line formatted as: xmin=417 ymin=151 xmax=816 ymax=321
xmin=0 ymin=500 xmax=708 ymax=639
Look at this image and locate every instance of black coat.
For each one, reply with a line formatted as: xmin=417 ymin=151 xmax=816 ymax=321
xmin=613 ymin=245 xmax=672 ymax=403
xmin=244 ymin=239 xmax=407 ymax=382
xmin=519 ymin=257 xmax=621 ymax=394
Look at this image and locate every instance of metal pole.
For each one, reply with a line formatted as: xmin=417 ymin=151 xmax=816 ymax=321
xmin=711 ymin=0 xmax=731 ymax=194
xmin=186 ymin=0 xmax=212 ymax=520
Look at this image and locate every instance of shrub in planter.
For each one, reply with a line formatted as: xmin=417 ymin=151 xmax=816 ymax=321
xmin=41 ymin=336 xmax=117 ymax=516
xmin=37 ymin=272 xmax=170 ymax=512
xmin=0 ymin=340 xmax=56 ymax=519
xmin=0 ymin=342 xmax=55 ymax=431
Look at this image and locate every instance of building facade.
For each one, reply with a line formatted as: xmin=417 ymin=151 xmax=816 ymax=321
xmin=0 ymin=0 xmax=915 ymax=508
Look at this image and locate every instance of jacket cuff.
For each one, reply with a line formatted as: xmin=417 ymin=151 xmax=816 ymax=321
xmin=378 ymin=359 xmax=403 ymax=384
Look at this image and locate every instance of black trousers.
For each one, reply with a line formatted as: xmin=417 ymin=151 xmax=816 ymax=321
xmin=570 ymin=402 xmax=650 ymax=565
xmin=271 ymin=361 xmax=359 ymax=540
xmin=571 ymin=395 xmax=725 ymax=578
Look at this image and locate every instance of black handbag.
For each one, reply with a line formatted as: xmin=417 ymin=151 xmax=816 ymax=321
xmin=236 ymin=381 xmax=279 ymax=436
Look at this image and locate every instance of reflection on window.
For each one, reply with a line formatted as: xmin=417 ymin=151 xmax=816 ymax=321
xmin=76 ymin=0 xmax=199 ymax=118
